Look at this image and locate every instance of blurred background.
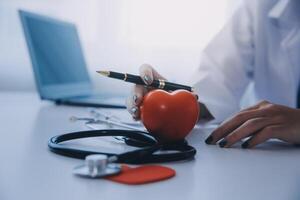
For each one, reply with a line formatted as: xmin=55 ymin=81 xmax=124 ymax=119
xmin=0 ymin=0 xmax=240 ymax=96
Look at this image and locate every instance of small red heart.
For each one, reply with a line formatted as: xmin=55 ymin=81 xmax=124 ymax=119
xmin=140 ymin=89 xmax=200 ymax=141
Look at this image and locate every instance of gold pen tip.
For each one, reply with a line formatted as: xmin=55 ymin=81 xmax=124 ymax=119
xmin=96 ymin=70 xmax=110 ymax=76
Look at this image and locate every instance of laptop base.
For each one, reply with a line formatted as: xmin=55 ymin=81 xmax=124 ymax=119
xmin=55 ymin=96 xmax=126 ymax=109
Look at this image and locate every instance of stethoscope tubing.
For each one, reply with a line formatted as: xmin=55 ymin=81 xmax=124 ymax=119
xmin=48 ymin=129 xmax=197 ymax=164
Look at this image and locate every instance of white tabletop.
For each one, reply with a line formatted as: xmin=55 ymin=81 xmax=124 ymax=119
xmin=1 ymin=91 xmax=300 ymax=200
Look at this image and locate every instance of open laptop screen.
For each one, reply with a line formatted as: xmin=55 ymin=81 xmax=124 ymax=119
xmin=20 ymin=10 xmax=92 ymax=99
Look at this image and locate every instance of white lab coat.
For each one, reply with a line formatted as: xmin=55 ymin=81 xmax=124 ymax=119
xmin=193 ymin=0 xmax=300 ymax=123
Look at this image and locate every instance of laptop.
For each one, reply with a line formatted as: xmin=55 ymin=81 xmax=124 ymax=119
xmin=19 ymin=10 xmax=125 ymax=108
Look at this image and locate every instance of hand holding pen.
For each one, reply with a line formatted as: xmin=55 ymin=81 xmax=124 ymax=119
xmin=125 ymin=64 xmax=168 ymax=119
xmin=97 ymin=64 xmax=192 ymax=119
xmin=97 ymin=64 xmax=212 ymax=120
xmin=125 ymin=64 xmax=213 ymax=120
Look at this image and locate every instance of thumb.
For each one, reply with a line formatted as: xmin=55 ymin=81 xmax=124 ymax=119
xmin=139 ymin=64 xmax=166 ymax=85
xmin=139 ymin=64 xmax=154 ymax=85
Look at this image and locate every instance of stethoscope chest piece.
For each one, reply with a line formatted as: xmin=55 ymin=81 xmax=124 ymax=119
xmin=73 ymin=154 xmax=121 ymax=178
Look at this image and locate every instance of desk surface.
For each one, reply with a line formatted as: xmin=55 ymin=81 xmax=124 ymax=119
xmin=1 ymin=91 xmax=300 ymax=200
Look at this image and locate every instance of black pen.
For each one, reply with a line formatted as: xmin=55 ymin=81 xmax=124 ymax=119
xmin=96 ymin=70 xmax=193 ymax=92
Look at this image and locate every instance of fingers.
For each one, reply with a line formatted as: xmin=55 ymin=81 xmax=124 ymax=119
xmin=218 ymin=117 xmax=270 ymax=148
xmin=205 ymin=109 xmax=265 ymax=145
xmin=126 ymin=97 xmax=139 ymax=120
xmin=133 ymin=85 xmax=146 ymax=105
xmin=192 ymin=92 xmax=199 ymax=100
xmin=241 ymin=125 xmax=278 ymax=148
xmin=126 ymin=85 xmax=147 ymax=119
xmin=204 ymin=100 xmax=291 ymax=149
xmin=139 ymin=64 xmax=166 ymax=85
xmin=127 ymin=63 xmax=165 ymax=119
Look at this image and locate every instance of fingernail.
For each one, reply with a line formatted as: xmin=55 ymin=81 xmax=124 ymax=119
xmin=130 ymin=107 xmax=138 ymax=115
xmin=242 ymin=141 xmax=249 ymax=149
xmin=133 ymin=95 xmax=138 ymax=104
xmin=132 ymin=116 xmax=139 ymax=121
xmin=144 ymin=75 xmax=151 ymax=85
xmin=219 ymin=139 xmax=227 ymax=148
xmin=205 ymin=136 xmax=213 ymax=144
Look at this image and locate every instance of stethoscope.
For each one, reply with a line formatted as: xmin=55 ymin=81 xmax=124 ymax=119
xmin=48 ymin=110 xmax=197 ymax=178
xmin=69 ymin=109 xmax=145 ymax=131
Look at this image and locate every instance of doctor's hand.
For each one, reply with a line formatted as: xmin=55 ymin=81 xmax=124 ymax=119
xmin=126 ymin=64 xmax=166 ymax=120
xmin=205 ymin=101 xmax=300 ymax=148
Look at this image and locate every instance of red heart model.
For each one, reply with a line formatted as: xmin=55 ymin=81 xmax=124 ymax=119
xmin=140 ymin=89 xmax=200 ymax=141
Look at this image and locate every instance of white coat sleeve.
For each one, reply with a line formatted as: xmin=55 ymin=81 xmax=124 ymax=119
xmin=193 ymin=2 xmax=255 ymax=123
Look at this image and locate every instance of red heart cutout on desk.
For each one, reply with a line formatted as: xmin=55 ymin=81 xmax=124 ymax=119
xmin=140 ymin=89 xmax=200 ymax=141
